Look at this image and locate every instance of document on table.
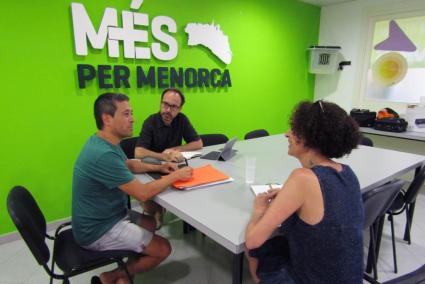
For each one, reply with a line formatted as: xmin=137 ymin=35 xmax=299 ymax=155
xmin=181 ymin=151 xmax=202 ymax=159
xmin=180 ymin=177 xmax=234 ymax=191
xmin=172 ymin=164 xmax=232 ymax=190
xmin=250 ymin=184 xmax=283 ymax=196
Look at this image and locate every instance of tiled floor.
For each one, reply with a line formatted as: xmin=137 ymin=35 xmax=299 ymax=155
xmin=1 ymin=194 xmax=424 ymax=284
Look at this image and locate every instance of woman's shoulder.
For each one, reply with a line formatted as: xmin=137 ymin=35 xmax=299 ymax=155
xmin=290 ymin=167 xmax=316 ymax=179
xmin=287 ymin=168 xmax=319 ymax=190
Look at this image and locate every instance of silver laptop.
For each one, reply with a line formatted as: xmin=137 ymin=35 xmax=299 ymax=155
xmin=200 ymin=137 xmax=237 ymax=161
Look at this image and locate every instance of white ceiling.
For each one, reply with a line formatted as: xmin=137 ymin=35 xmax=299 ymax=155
xmin=299 ymin=0 xmax=357 ymax=7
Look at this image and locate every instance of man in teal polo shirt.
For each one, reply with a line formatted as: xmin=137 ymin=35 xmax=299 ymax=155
xmin=72 ymin=93 xmax=192 ymax=284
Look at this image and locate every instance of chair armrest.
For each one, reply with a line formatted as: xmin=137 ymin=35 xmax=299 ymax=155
xmin=53 ymin=221 xmax=72 ymax=238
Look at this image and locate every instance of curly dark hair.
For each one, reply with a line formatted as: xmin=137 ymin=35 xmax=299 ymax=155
xmin=290 ymin=100 xmax=360 ymax=158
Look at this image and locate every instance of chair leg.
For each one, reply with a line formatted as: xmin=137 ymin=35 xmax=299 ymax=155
xmin=366 ymin=237 xmax=374 ymax=273
xmin=374 ymin=216 xmax=385 ymax=264
xmin=404 ymin=204 xmax=413 ymax=244
xmin=366 ymin=220 xmax=378 ymax=274
xmin=48 ymin=259 xmax=55 ymax=284
xmin=363 ymin=273 xmax=380 ymax=284
xmin=118 ymin=259 xmax=134 ymax=284
xmin=183 ymin=222 xmax=189 ymax=234
xmin=183 ymin=222 xmax=196 ymax=234
xmin=389 ymin=214 xmax=398 ymax=273
xmin=369 ymin=226 xmax=378 ymax=280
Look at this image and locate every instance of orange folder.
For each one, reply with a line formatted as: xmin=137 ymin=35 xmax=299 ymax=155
xmin=172 ymin=164 xmax=230 ymax=190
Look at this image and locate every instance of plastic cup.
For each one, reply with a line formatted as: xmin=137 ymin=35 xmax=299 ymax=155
xmin=245 ymin=157 xmax=256 ymax=184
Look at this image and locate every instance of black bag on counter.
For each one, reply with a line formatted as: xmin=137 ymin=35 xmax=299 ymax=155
xmin=374 ymin=118 xmax=408 ymax=133
xmin=350 ymin=109 xmax=377 ymax=127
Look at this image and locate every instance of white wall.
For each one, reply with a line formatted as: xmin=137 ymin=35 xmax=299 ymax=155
xmin=314 ymin=0 xmax=425 ymax=113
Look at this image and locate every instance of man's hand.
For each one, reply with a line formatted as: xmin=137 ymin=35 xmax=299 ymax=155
xmin=163 ymin=149 xmax=184 ymax=162
xmin=159 ymin=162 xmax=178 ymax=174
xmin=170 ymin=167 xmax=193 ymax=181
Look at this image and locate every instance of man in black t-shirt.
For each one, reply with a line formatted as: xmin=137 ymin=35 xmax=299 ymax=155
xmin=135 ymin=89 xmax=203 ymax=227
xmin=135 ymin=88 xmax=203 ymax=162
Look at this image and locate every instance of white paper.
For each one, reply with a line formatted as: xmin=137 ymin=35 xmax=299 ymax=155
xmin=181 ymin=151 xmax=203 ymax=159
xmin=250 ymin=184 xmax=283 ymax=196
xmin=181 ymin=177 xmax=234 ymax=191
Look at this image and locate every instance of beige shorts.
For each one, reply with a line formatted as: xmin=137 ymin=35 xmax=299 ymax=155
xmin=84 ymin=214 xmax=153 ymax=253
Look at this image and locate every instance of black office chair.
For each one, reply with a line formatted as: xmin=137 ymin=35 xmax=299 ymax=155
xmin=364 ymin=264 xmax=425 ymax=284
xmin=363 ymin=180 xmax=404 ymax=280
xmin=7 ymin=186 xmax=139 ymax=284
xmin=244 ymin=129 xmax=269 ymax=140
xmin=387 ymin=166 xmax=425 ymax=273
xmin=120 ymin=137 xmax=139 ymax=159
xmin=200 ymin=134 xmax=228 ymax=146
xmin=360 ymin=136 xmax=374 ymax=147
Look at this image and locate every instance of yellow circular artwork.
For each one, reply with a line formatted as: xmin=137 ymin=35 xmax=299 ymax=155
xmin=372 ymin=52 xmax=407 ymax=86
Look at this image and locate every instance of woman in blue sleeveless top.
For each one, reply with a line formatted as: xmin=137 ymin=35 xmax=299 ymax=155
xmin=245 ymin=101 xmax=364 ymax=284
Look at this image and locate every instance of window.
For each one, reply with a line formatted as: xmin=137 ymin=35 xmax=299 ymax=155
xmin=365 ymin=15 xmax=425 ymax=104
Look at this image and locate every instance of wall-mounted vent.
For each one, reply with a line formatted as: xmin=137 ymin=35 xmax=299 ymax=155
xmin=308 ymin=46 xmax=341 ymax=74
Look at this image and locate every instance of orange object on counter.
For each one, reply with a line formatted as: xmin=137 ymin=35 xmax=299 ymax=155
xmin=172 ymin=164 xmax=230 ymax=190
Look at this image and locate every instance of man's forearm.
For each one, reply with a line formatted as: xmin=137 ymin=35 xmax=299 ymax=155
xmin=172 ymin=139 xmax=203 ymax=151
xmin=139 ymin=175 xmax=175 ymax=200
xmin=135 ymin=146 xmax=166 ymax=160
xmin=126 ymin=159 xmax=163 ymax=174
xmin=121 ymin=175 xmax=176 ymax=202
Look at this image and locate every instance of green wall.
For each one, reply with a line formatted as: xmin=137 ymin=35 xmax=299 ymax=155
xmin=0 ymin=0 xmax=320 ymax=235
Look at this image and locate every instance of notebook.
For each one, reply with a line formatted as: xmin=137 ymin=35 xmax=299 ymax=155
xmin=200 ymin=137 xmax=237 ymax=161
xmin=250 ymin=184 xmax=283 ymax=196
xmin=172 ymin=164 xmax=233 ymax=190
xmin=181 ymin=151 xmax=202 ymax=160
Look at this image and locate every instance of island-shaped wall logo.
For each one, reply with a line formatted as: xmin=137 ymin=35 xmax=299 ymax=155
xmin=71 ymin=0 xmax=232 ymax=89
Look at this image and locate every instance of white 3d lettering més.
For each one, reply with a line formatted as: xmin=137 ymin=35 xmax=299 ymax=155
xmin=70 ymin=1 xmax=232 ymax=89
xmin=71 ymin=3 xmax=177 ymax=61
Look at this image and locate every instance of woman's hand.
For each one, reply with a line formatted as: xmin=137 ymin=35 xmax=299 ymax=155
xmin=253 ymin=189 xmax=280 ymax=215
xmin=253 ymin=192 xmax=270 ymax=215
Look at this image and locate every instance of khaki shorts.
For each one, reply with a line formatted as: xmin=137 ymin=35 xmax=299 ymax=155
xmin=84 ymin=213 xmax=153 ymax=253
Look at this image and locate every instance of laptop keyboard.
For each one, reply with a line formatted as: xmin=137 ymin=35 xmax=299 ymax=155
xmin=200 ymin=151 xmax=221 ymax=160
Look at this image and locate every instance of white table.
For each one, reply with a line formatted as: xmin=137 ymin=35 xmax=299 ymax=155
xmin=360 ymin=127 xmax=425 ymax=142
xmin=136 ymin=134 xmax=425 ymax=284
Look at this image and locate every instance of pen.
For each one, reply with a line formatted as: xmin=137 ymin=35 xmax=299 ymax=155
xmin=267 ymin=184 xmax=275 ymax=203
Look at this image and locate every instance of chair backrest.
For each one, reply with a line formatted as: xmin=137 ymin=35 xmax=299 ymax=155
xmin=383 ymin=263 xmax=425 ymax=284
xmin=244 ymin=129 xmax=270 ymax=140
xmin=7 ymin=186 xmax=50 ymax=265
xmin=404 ymin=166 xmax=425 ymax=205
xmin=200 ymin=134 xmax=228 ymax=147
xmin=120 ymin=137 xmax=139 ymax=159
xmin=363 ymin=180 xmax=404 ymax=229
xmin=360 ymin=136 xmax=374 ymax=147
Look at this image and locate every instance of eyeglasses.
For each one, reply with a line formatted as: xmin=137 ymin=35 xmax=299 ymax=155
xmin=161 ymin=101 xmax=181 ymax=111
